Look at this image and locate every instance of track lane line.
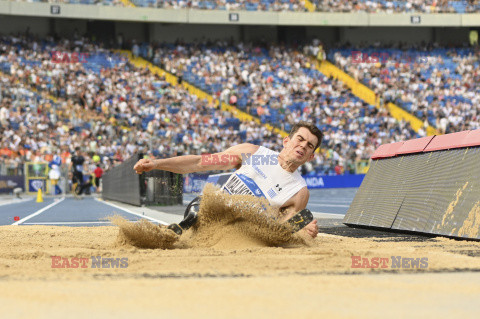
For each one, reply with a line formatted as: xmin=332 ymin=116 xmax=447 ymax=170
xmin=23 ymin=221 xmax=111 ymax=225
xmin=94 ymin=198 xmax=169 ymax=225
xmin=0 ymin=198 xmax=34 ymax=207
xmin=12 ymin=198 xmax=66 ymax=225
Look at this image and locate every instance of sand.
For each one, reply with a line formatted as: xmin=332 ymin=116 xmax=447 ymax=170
xmin=2 ymin=226 xmax=480 ymax=318
xmin=2 ymin=185 xmax=480 ymax=318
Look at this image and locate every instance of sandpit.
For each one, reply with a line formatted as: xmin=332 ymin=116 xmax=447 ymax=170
xmin=2 ymin=185 xmax=480 ymax=318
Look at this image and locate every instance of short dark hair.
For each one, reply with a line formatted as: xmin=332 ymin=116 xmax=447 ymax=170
xmin=288 ymin=121 xmax=323 ymax=151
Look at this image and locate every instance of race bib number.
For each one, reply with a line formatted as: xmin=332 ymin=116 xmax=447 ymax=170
xmin=223 ymin=174 xmax=265 ymax=198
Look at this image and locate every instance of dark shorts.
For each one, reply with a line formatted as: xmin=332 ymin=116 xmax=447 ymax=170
xmin=72 ymin=171 xmax=83 ymax=185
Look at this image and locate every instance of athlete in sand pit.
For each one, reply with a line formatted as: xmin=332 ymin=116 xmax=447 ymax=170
xmin=134 ymin=121 xmax=322 ymax=238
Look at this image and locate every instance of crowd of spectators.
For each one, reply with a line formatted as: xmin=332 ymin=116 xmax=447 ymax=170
xmin=141 ymin=39 xmax=421 ymax=175
xmin=7 ymin=34 xmax=469 ymax=180
xmin=8 ymin=0 xmax=480 ymax=13
xmin=0 ymin=34 xmax=423 ymax=179
xmin=10 ymin=0 xmax=126 ymax=7
xmin=133 ymin=0 xmax=307 ymax=11
xmin=329 ymin=43 xmax=480 ymax=134
xmin=0 ymin=35 xmax=283 ymax=181
xmin=8 ymin=0 xmax=308 ymax=11
xmin=314 ymin=0 xmax=480 ymax=13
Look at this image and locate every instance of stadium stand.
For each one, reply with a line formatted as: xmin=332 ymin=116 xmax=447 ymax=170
xmin=0 ymin=35 xmax=284 ymax=178
xmin=131 ymin=0 xmax=308 ymax=11
xmin=8 ymin=0 xmax=310 ymax=11
xmin=7 ymin=0 xmax=480 ymax=12
xmin=329 ymin=45 xmax=480 ymax=134
xmin=138 ymin=41 xmax=422 ymax=174
xmin=314 ymin=0 xmax=480 ymax=13
xmin=2 ymin=30 xmax=477 ymax=180
xmin=0 ymin=34 xmax=422 ymax=178
xmin=8 ymin=0 xmax=126 ymax=6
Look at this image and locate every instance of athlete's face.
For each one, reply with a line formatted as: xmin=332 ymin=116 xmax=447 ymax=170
xmin=282 ymin=127 xmax=317 ymax=164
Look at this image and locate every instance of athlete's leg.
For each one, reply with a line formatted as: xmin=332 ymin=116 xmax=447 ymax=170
xmin=72 ymin=173 xmax=79 ymax=196
xmin=167 ymin=196 xmax=200 ymax=235
xmin=184 ymin=196 xmax=201 ymax=218
xmin=76 ymin=172 xmax=85 ymax=195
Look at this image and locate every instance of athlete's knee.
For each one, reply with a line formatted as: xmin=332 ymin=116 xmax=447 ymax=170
xmin=184 ymin=196 xmax=201 ymax=218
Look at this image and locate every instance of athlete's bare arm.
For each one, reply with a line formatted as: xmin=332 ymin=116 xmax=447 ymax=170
xmin=133 ymin=143 xmax=260 ymax=175
xmin=281 ymin=187 xmax=318 ymax=238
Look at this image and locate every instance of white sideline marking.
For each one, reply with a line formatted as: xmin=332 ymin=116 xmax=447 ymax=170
xmin=0 ymin=198 xmax=33 ymax=206
xmin=12 ymin=198 xmax=65 ymax=225
xmin=23 ymin=221 xmax=111 ymax=225
xmin=94 ymin=198 xmax=169 ymax=225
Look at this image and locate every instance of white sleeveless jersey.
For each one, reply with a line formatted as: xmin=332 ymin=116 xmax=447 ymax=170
xmin=223 ymin=146 xmax=307 ymax=208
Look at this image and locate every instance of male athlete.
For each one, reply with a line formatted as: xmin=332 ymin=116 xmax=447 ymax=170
xmin=134 ymin=121 xmax=322 ymax=238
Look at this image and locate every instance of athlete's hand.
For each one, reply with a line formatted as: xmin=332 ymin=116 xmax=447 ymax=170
xmin=133 ymin=159 xmax=156 ymax=174
xmin=304 ymin=219 xmax=318 ymax=238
